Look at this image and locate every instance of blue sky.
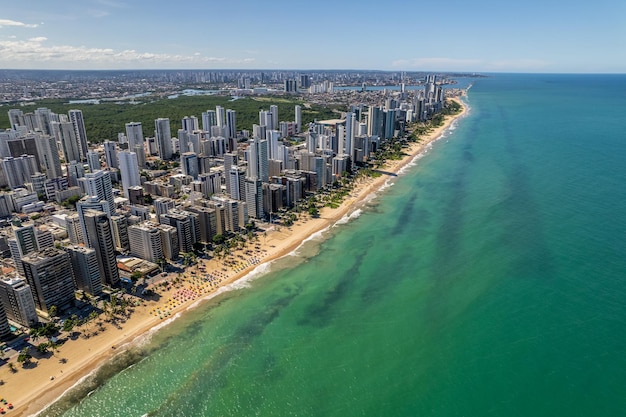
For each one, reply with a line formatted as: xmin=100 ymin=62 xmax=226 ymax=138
xmin=1 ymin=0 xmax=624 ymax=72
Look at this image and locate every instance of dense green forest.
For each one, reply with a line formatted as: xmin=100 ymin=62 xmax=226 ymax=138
xmin=0 ymin=95 xmax=339 ymax=143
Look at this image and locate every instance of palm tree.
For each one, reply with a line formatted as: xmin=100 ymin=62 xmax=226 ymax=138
xmin=17 ymin=347 xmax=32 ymax=366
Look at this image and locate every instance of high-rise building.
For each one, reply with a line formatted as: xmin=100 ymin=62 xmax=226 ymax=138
xmin=159 ymin=210 xmax=198 ymax=254
xmin=118 ymin=151 xmax=141 ymax=199
xmin=110 ymin=215 xmax=130 ymax=252
xmin=8 ymin=223 xmax=39 ymax=277
xmin=345 ymin=112 xmax=355 ymax=159
xmin=1 ymin=155 xmax=38 ymax=189
xmin=269 ymin=105 xmax=278 ymax=130
xmin=226 ymin=109 xmax=237 ymax=150
xmin=154 ymin=197 xmax=175 ymax=219
xmin=65 ymin=213 xmax=84 ymax=244
xmin=266 ymin=130 xmax=280 ymax=160
xmin=299 ymin=75 xmax=311 ymax=89
xmin=215 ymin=106 xmax=226 ymax=128
xmin=53 ymin=121 xmax=81 ymax=164
xmin=223 ymin=152 xmax=238 ymax=196
xmin=284 ymin=79 xmax=297 ymax=92
xmin=245 ymin=177 xmax=264 ymax=219
xmin=125 ymin=123 xmax=147 ymax=169
xmin=35 ymin=134 xmax=62 ymax=179
xmin=186 ymin=205 xmax=217 ymax=244
xmin=22 ymin=247 xmax=76 ymax=314
xmin=180 ymin=152 xmax=199 ymax=179
xmin=83 ymin=209 xmax=119 ymax=286
xmin=158 ymin=224 xmax=178 ymax=260
xmin=246 ymin=138 xmax=269 ymax=182
xmin=87 ymin=150 xmax=100 ymax=172
xmin=0 ymin=304 xmax=10 ymax=339
xmin=79 ymin=170 xmax=115 ymax=216
xmin=65 ymin=245 xmax=103 ymax=295
xmin=128 ymin=222 xmax=163 ymax=263
xmin=0 ymin=276 xmax=38 ymax=327
xmin=125 ymin=122 xmax=144 ymax=151
xmin=67 ymin=160 xmax=85 ymax=187
xmin=154 ymin=118 xmax=173 ymax=160
xmin=103 ymin=141 xmax=118 ymax=169
xmin=368 ymin=106 xmax=384 ymax=138
xmin=384 ymin=109 xmax=396 ymax=140
xmin=295 ymin=105 xmax=302 ymax=133
xmin=76 ymin=195 xmax=111 ymax=242
xmin=182 ymin=116 xmax=199 ymax=134
xmin=68 ymin=109 xmax=89 ymax=161
xmin=8 ymin=109 xmax=23 ymax=129
xmin=201 ymin=110 xmax=217 ymax=132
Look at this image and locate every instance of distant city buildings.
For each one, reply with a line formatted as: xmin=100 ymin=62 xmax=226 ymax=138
xmin=0 ymin=71 xmax=456 ymax=335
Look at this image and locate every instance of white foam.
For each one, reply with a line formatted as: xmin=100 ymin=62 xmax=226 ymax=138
xmin=379 ymin=178 xmax=395 ymax=191
xmin=333 ymin=208 xmax=363 ymax=226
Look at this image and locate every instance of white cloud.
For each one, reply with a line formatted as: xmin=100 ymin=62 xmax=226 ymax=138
xmin=88 ymin=10 xmax=111 ymax=18
xmin=93 ymin=0 xmax=128 ymax=8
xmin=0 ymin=19 xmax=39 ymax=28
xmin=0 ymin=38 xmax=256 ymax=68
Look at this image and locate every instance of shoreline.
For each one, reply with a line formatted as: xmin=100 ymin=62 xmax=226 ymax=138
xmin=4 ymin=98 xmax=467 ymax=417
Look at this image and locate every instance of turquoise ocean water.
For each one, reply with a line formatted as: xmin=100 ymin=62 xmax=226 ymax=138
xmin=48 ymin=74 xmax=626 ymax=417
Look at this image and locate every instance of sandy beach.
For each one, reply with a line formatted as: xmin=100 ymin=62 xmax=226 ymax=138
xmin=2 ymin=99 xmax=466 ymax=417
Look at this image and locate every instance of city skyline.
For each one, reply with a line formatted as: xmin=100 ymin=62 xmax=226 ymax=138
xmin=1 ymin=0 xmax=624 ymax=73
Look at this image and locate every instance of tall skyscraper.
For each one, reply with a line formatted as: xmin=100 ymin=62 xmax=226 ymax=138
xmin=68 ymin=109 xmax=89 ymax=161
xmin=67 ymin=160 xmax=85 ymax=187
xmin=0 ymin=276 xmax=38 ymax=327
xmin=8 ymin=223 xmax=38 ymax=277
xmin=65 ymin=245 xmax=103 ymax=295
xmin=266 ymin=130 xmax=280 ymax=161
xmin=83 ymin=209 xmax=120 ymax=286
xmin=128 ymin=222 xmax=163 ymax=263
xmin=295 ymin=105 xmax=302 ymax=133
xmin=103 ymin=141 xmax=118 ymax=169
xmin=35 ymin=134 xmax=62 ymax=179
xmin=201 ymin=110 xmax=217 ymax=132
xmin=22 ymin=247 xmax=76 ymax=314
xmin=79 ymin=170 xmax=115 ymax=216
xmin=180 ymin=152 xmax=199 ymax=179
xmin=182 ymin=116 xmax=199 ymax=133
xmin=153 ymin=197 xmax=175 ymax=219
xmin=125 ymin=122 xmax=144 ymax=151
xmin=216 ymin=106 xmax=226 ymax=128
xmin=226 ymin=109 xmax=237 ymax=141
xmin=0 ymin=304 xmax=10 ymax=339
xmin=245 ymin=177 xmax=264 ymax=219
xmin=8 ymin=109 xmax=23 ymax=129
xmin=154 ymin=118 xmax=173 ymax=160
xmin=247 ymin=138 xmax=269 ymax=182
xmin=223 ymin=152 xmax=238 ymax=196
xmin=259 ymin=110 xmax=273 ymax=129
xmin=1 ymin=155 xmax=37 ymax=189
xmin=87 ymin=150 xmax=100 ymax=172
xmin=269 ymin=105 xmax=278 ymax=130
xmin=53 ymin=121 xmax=81 ymax=163
xmin=159 ymin=210 xmax=198 ymax=254
xmin=110 ymin=215 xmax=130 ymax=252
xmin=124 ymin=122 xmax=146 ymax=169
xmin=345 ymin=112 xmax=355 ymax=159
xmin=118 ymin=151 xmax=141 ymax=199
xmin=368 ymin=106 xmax=384 ymax=138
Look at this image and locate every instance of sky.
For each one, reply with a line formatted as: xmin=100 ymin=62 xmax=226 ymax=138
xmin=1 ymin=0 xmax=625 ymax=73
